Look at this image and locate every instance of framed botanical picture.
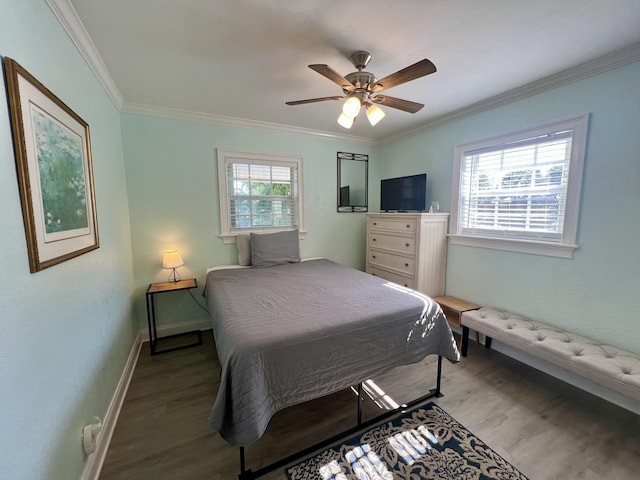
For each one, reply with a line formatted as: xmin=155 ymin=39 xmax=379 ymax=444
xmin=3 ymin=57 xmax=99 ymax=272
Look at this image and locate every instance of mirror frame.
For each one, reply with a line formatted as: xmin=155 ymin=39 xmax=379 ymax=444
xmin=337 ymin=151 xmax=368 ymax=212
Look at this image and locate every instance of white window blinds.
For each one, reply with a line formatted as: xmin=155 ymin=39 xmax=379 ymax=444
xmin=460 ymin=131 xmax=572 ymax=241
xmin=217 ymin=149 xmax=304 ymax=242
xmin=226 ymin=160 xmax=298 ymax=230
xmin=450 ymin=114 xmax=588 ymax=257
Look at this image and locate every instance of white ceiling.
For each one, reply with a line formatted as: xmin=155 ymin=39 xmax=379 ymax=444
xmin=65 ymin=0 xmax=640 ymax=141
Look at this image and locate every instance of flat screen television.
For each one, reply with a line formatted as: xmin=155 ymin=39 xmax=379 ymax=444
xmin=380 ymin=173 xmax=427 ymax=212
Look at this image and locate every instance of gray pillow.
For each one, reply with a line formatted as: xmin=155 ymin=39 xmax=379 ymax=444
xmin=236 ymin=234 xmax=251 ymax=266
xmin=250 ymin=230 xmax=301 ymax=268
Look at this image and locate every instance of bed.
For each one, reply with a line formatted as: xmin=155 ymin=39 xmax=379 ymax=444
xmin=203 ymin=230 xmax=458 ymax=477
xmin=205 ymin=256 xmax=459 ymax=442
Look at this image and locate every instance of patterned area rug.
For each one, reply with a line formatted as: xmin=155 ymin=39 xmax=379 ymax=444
xmin=285 ymin=402 xmax=528 ymax=480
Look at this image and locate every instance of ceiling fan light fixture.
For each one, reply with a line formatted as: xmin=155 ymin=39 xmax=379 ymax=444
xmin=286 ymin=51 xmax=435 ymax=128
xmin=337 ymin=112 xmax=355 ymax=129
xmin=342 ymin=96 xmax=361 ymax=118
xmin=366 ymin=104 xmax=385 ymax=126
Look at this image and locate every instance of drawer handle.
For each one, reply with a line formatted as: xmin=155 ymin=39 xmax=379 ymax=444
xmin=405 ymin=243 xmax=410 ymax=247
xmin=373 ymin=238 xmax=376 ymax=242
xmin=373 ymin=222 xmax=377 ymax=226
xmin=406 ymin=224 xmax=410 ymax=228
xmin=372 ymin=255 xmax=376 ymax=259
xmin=404 ymin=284 xmax=408 ymax=287
xmin=405 ymin=263 xmax=409 ymax=267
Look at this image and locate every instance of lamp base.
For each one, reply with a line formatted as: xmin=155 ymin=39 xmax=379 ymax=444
xmin=168 ymin=268 xmax=181 ymax=283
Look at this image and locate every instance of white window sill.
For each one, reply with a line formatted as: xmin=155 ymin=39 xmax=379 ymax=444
xmin=448 ymin=234 xmax=577 ymax=258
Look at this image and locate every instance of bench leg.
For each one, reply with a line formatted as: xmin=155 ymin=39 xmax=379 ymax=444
xmin=485 ymin=336 xmax=492 ymax=350
xmin=461 ymin=326 xmax=470 ymax=357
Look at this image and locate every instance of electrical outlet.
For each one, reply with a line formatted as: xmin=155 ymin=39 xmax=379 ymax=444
xmin=82 ymin=416 xmax=102 ymax=456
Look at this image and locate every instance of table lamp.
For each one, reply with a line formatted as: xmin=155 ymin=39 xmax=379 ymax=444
xmin=162 ymin=249 xmax=184 ymax=283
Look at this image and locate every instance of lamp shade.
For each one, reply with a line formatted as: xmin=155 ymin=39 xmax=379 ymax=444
xmin=342 ymin=96 xmax=361 ymax=117
xmin=162 ymin=249 xmax=184 ymax=269
xmin=337 ymin=112 xmax=355 ymax=129
xmin=366 ymin=104 xmax=386 ymax=126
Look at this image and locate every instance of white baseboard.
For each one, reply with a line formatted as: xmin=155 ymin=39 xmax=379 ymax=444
xmin=79 ymin=332 xmax=143 ymax=480
xmin=138 ymin=317 xmax=211 ymax=341
xmin=78 ymin=318 xmax=212 ymax=480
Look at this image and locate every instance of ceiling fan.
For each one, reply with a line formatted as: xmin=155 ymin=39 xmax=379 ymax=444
xmin=286 ymin=50 xmax=436 ymax=128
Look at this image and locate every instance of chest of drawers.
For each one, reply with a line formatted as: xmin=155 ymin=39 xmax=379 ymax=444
xmin=366 ymin=213 xmax=448 ymax=297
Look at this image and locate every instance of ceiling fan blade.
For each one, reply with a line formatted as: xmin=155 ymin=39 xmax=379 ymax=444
xmin=286 ymin=95 xmax=344 ymax=106
xmin=372 ymin=95 xmax=424 ymax=113
xmin=372 ymin=59 xmax=436 ymax=92
xmin=309 ymin=64 xmax=356 ymax=90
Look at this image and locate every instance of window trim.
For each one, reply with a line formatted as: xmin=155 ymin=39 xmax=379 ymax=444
xmin=449 ymin=114 xmax=589 ymax=258
xmin=217 ymin=149 xmax=306 ymax=244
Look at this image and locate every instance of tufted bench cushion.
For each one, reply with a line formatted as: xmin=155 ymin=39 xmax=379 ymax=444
xmin=461 ymin=307 xmax=640 ymax=402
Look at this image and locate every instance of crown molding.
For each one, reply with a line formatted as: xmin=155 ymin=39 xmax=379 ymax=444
xmin=381 ymin=41 xmax=640 ymax=144
xmin=45 ymin=0 xmax=124 ymax=109
xmin=45 ymin=0 xmax=372 ymax=144
xmin=120 ymin=102 xmax=376 ymax=145
xmin=47 ymin=0 xmax=640 ymax=146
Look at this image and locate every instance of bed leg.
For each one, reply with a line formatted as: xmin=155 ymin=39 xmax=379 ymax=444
xmin=237 ymin=447 xmax=254 ymax=480
xmin=435 ymin=355 xmax=443 ymax=398
xmin=356 ymin=382 xmax=363 ymax=426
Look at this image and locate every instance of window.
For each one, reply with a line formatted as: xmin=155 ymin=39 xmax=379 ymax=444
xmin=217 ymin=149 xmax=305 ymax=243
xmin=450 ymin=114 xmax=589 ymax=258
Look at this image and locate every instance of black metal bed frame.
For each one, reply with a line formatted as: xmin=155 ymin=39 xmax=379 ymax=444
xmin=236 ymin=355 xmax=443 ymax=479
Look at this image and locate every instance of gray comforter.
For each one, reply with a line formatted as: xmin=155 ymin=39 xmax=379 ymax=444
xmin=204 ymin=259 xmax=459 ymax=447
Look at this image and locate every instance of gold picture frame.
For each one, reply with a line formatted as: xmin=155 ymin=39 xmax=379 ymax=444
xmin=3 ymin=57 xmax=99 ymax=272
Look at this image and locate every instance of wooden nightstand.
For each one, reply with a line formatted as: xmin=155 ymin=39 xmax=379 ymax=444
xmin=433 ymin=296 xmax=481 ymax=349
xmin=145 ymin=278 xmax=203 ymax=355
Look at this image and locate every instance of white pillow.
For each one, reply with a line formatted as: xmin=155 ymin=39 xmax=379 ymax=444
xmin=236 ymin=234 xmax=251 ymax=266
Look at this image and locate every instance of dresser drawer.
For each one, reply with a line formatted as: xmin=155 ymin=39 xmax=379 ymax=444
xmin=368 ymin=250 xmax=415 ymax=275
xmin=369 ymin=267 xmax=415 ymax=289
xmin=368 ymin=217 xmax=416 ymax=234
xmin=368 ymin=232 xmax=415 ymax=254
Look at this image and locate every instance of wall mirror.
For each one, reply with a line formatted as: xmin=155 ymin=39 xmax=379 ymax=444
xmin=337 ymin=152 xmax=368 ymax=212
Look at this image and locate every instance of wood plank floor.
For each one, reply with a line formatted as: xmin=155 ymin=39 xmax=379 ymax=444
xmin=99 ymin=330 xmax=640 ymax=480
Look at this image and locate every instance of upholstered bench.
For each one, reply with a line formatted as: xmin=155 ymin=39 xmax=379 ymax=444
xmin=460 ymin=307 xmax=640 ymax=402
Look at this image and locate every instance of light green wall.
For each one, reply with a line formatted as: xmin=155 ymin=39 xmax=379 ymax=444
xmin=121 ymin=114 xmax=375 ymax=328
xmin=2 ymin=3 xmax=638 ymax=478
xmin=378 ymin=61 xmax=640 ymax=353
xmin=122 ymin=61 xmax=640 ymax=355
xmin=0 ymin=1 xmax=135 ymax=479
